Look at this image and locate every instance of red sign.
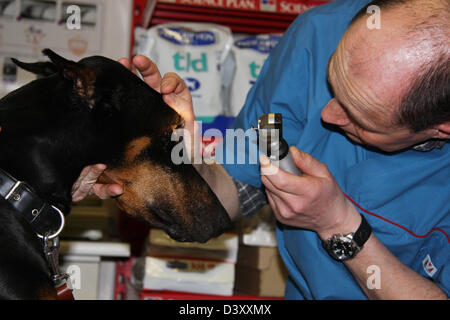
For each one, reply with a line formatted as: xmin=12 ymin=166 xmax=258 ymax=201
xmin=157 ymin=0 xmax=329 ymax=15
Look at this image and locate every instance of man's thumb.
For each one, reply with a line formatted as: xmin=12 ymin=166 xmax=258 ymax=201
xmin=290 ymin=146 xmax=329 ymax=177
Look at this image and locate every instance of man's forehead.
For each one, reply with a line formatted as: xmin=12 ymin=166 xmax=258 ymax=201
xmin=325 ymin=46 xmax=399 ymax=132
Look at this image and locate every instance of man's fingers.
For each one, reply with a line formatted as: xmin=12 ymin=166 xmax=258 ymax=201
xmin=71 ymin=164 xmax=107 ymax=202
xmin=260 ymin=154 xmax=310 ymax=195
xmin=132 ymin=55 xmax=163 ymax=92
xmin=118 ymin=58 xmax=131 ymax=70
xmin=259 ymin=154 xmax=282 ymax=176
xmin=266 ymin=190 xmax=279 ymax=216
xmin=266 ymin=190 xmax=296 ymax=223
xmin=163 ymin=92 xmax=195 ymax=123
xmin=118 ymin=57 xmax=139 ymax=76
xmin=290 ymin=146 xmax=330 ymax=178
xmin=92 ymin=183 xmax=124 ymax=200
xmin=261 ymin=174 xmax=303 ymax=207
xmin=120 ymin=56 xmax=194 ymax=121
xmin=161 ymin=72 xmax=192 ymax=103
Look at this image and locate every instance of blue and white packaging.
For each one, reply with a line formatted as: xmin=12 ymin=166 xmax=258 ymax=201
xmin=135 ymin=23 xmax=234 ymax=117
xmin=230 ymin=34 xmax=282 ymax=116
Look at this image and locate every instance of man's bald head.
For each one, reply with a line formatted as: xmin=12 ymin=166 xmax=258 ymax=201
xmin=346 ymin=0 xmax=449 ymax=132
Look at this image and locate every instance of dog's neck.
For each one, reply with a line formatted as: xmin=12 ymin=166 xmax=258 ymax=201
xmin=0 ymin=132 xmax=96 ymax=214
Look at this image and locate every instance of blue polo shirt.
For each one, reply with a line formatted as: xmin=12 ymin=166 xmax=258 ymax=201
xmin=221 ymin=0 xmax=450 ymax=299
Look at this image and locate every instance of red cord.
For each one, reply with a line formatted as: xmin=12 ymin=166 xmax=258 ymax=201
xmin=344 ymin=193 xmax=450 ymax=244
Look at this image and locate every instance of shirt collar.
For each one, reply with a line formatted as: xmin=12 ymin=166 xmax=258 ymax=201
xmin=412 ymin=139 xmax=447 ymax=152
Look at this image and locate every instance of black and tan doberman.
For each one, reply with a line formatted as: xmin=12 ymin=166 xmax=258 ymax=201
xmin=0 ymin=49 xmax=231 ymax=299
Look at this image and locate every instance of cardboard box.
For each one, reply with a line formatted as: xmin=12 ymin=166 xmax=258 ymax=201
xmin=143 ymin=256 xmax=235 ymax=296
xmin=235 ymin=245 xmax=288 ymax=298
xmin=147 ymin=229 xmax=239 ymax=263
xmin=238 ymin=205 xmax=277 ymax=247
xmin=142 ymin=229 xmax=239 ymax=296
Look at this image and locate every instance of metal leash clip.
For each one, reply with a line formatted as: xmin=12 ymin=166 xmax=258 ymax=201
xmin=43 ymin=234 xmax=70 ymax=287
xmin=37 ymin=206 xmax=66 ymax=240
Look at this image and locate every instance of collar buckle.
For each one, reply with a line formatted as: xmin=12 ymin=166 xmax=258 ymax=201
xmin=5 ymin=180 xmax=24 ymax=201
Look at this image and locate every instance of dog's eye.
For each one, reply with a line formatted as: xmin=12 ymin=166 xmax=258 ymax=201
xmin=120 ymin=179 xmax=132 ymax=186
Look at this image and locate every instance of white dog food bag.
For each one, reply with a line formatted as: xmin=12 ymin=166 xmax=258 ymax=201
xmin=230 ymin=34 xmax=282 ymax=116
xmin=135 ymin=23 xmax=234 ymax=117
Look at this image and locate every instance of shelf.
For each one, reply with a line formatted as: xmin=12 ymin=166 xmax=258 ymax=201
xmin=142 ymin=0 xmax=330 ymax=34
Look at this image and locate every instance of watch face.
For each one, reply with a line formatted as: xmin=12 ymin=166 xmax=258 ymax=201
xmin=327 ymin=234 xmax=360 ymax=261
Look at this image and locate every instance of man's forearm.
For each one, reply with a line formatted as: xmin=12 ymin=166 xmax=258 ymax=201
xmin=344 ymin=233 xmax=447 ymax=300
xmin=315 ymin=199 xmax=447 ymax=300
xmin=195 ymin=163 xmax=242 ymax=221
xmin=194 ymin=161 xmax=448 ymax=300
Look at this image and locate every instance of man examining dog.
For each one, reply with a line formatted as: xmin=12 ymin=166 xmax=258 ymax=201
xmin=72 ymin=0 xmax=449 ymax=299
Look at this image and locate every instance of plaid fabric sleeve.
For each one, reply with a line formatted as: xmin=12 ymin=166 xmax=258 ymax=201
xmin=232 ymin=178 xmax=268 ymax=217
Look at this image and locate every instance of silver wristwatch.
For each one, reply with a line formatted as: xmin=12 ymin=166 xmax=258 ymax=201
xmin=323 ymin=215 xmax=372 ymax=261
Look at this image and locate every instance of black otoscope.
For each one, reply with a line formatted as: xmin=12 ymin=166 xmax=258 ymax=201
xmin=252 ymin=113 xmax=302 ymax=176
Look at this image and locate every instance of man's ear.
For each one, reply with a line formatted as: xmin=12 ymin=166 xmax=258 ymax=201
xmin=436 ymin=122 xmax=450 ymax=139
xmin=42 ymin=48 xmax=96 ymax=109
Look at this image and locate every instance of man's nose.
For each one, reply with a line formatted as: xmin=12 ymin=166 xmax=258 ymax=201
xmin=321 ymin=99 xmax=351 ymax=127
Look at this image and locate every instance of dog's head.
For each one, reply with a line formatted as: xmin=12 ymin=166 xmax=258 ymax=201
xmin=4 ymin=49 xmax=232 ymax=243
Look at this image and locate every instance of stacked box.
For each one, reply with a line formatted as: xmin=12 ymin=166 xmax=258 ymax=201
xmin=235 ymin=205 xmax=288 ymax=297
xmin=235 ymin=245 xmax=288 ymax=298
xmin=143 ymin=229 xmax=239 ymax=296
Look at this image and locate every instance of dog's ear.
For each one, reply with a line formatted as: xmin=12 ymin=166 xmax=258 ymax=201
xmin=11 ymin=59 xmax=58 ymax=76
xmin=42 ymin=48 xmax=96 ymax=109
